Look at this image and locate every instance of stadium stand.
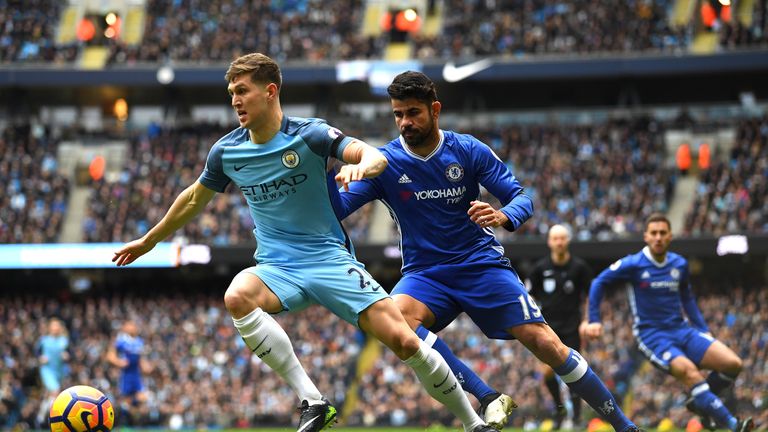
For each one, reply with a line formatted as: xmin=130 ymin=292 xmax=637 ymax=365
xmin=0 ymin=123 xmax=70 ymax=243
xmin=106 ymin=0 xmax=380 ymax=65
xmin=684 ymin=115 xmax=768 ymax=235
xmin=412 ymin=0 xmax=691 ymax=59
xmin=0 ymin=0 xmax=78 ymax=63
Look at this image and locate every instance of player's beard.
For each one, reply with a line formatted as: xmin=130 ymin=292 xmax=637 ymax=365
xmin=401 ymin=117 xmax=436 ymax=148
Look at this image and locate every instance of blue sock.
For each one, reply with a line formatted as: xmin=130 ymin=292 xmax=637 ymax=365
xmin=691 ymin=381 xmax=738 ymax=430
xmin=415 ymin=325 xmax=496 ymax=401
xmin=554 ymin=349 xmax=635 ymax=432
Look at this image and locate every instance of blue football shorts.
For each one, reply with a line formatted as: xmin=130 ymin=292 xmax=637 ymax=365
xmin=119 ymin=373 xmax=143 ymax=396
xmin=246 ymin=255 xmax=388 ymax=327
xmin=392 ymin=261 xmax=546 ymax=339
xmin=635 ymin=325 xmax=715 ymax=371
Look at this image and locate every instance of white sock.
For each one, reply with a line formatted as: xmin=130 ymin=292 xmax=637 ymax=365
xmin=233 ymin=308 xmax=323 ymax=404
xmin=404 ymin=340 xmax=485 ymax=432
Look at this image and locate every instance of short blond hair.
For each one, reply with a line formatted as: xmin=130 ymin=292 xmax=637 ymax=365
xmin=224 ymin=53 xmax=282 ymax=90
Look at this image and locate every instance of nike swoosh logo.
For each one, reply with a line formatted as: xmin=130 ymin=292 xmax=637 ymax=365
xmin=442 ymin=59 xmax=493 ymax=83
xmin=298 ymin=415 xmax=320 ymax=432
xmin=234 ymin=164 xmax=249 ymax=171
xmin=433 ymin=371 xmax=450 ymax=388
xmin=250 ymin=335 xmax=268 ymax=352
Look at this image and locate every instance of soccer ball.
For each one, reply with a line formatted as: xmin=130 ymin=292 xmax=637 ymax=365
xmin=49 ymin=385 xmax=115 ymax=432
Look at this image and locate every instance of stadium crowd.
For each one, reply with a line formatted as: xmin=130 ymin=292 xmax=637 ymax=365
xmin=1 ymin=282 xmax=764 ymax=429
xmin=413 ymin=0 xmax=689 ymax=59
xmin=3 ymin=0 xmax=767 ymax=66
xmin=0 ymin=292 xmax=360 ymax=429
xmin=0 ymin=123 xmax=69 ymax=244
xmin=685 ymin=115 xmax=768 ymax=235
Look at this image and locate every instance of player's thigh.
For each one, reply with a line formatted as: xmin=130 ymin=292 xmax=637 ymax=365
xmin=304 ymin=259 xmax=389 ymax=327
xmin=39 ymin=368 xmax=60 ymax=392
xmin=232 ymin=265 xmax=308 ymax=315
xmin=456 ymin=265 xmax=546 ymax=339
xmin=391 ymin=273 xmax=458 ymax=331
xmin=636 ymin=327 xmax=687 ymax=373
xmin=698 ymin=339 xmax=742 ymax=374
xmin=358 ymin=296 xmax=420 ymax=360
xmin=668 ymin=355 xmax=705 ymax=387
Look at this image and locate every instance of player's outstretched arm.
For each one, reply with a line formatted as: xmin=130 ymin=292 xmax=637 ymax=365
xmin=113 ymin=181 xmax=216 ymax=266
xmin=335 ymin=140 xmax=388 ymax=190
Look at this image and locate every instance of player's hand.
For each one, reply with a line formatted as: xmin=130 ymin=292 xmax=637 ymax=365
xmin=113 ymin=238 xmax=156 ymax=266
xmin=335 ymin=164 xmax=365 ymax=191
xmin=468 ymin=200 xmax=509 ymax=228
xmin=578 ymin=320 xmax=590 ymax=341
xmin=584 ymin=322 xmax=604 ymax=340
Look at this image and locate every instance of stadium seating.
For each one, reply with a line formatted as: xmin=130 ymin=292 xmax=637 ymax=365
xmin=684 ymin=115 xmax=768 ymax=235
xmin=0 ymin=123 xmax=69 ymax=243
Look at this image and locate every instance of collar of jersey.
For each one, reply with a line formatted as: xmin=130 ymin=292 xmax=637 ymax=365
xmin=399 ymin=129 xmax=444 ymax=161
xmin=642 ymin=246 xmax=668 ymax=268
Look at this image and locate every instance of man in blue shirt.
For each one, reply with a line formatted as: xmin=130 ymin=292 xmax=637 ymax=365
xmin=334 ymin=71 xmax=639 ymax=432
xmin=113 ymin=53 xmax=498 ymax=432
xmin=106 ymin=320 xmax=149 ymax=424
xmin=586 ymin=213 xmax=753 ymax=432
xmin=38 ymin=318 xmax=69 ymax=394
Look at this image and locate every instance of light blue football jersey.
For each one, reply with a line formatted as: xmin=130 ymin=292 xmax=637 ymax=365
xmin=588 ymin=246 xmax=708 ymax=332
xmin=199 ymin=116 xmax=354 ymax=264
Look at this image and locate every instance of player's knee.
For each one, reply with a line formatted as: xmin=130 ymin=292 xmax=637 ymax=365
xmin=725 ymin=356 xmax=743 ymax=376
xmin=223 ymin=286 xmax=255 ymax=318
xmin=389 ymin=330 xmax=421 ymax=359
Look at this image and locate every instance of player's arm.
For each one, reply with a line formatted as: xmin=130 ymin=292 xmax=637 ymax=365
xmin=113 ymin=181 xmax=216 ymax=266
xmin=679 ymin=262 xmax=709 ymax=333
xmin=586 ymin=258 xmax=632 ymax=339
xmin=327 ymin=166 xmax=382 ymax=220
xmin=470 ymin=141 xmax=533 ymax=231
xmin=335 ymin=140 xmax=388 ymax=191
xmin=105 ymin=342 xmax=128 ymax=368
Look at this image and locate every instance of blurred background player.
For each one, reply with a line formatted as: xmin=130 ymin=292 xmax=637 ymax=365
xmin=36 ymin=318 xmax=70 ymax=424
xmin=586 ymin=213 xmax=753 ymax=432
xmin=37 ymin=318 xmax=70 ymax=395
xmin=106 ymin=319 xmax=150 ymax=426
xmin=335 ymin=71 xmax=640 ymax=432
xmin=526 ymin=224 xmax=592 ymax=430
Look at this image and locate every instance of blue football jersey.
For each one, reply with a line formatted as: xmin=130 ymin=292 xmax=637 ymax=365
xmin=336 ymin=130 xmax=532 ymax=274
xmin=115 ymin=333 xmax=144 ymax=375
xmin=588 ymin=246 xmax=708 ymax=332
xmin=199 ymin=116 xmax=354 ymax=264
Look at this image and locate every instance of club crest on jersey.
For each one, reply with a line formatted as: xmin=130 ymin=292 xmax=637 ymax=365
xmin=281 ymin=150 xmax=300 ymax=168
xmin=445 ymin=163 xmax=464 ymax=182
xmin=670 ymin=268 xmax=680 ymax=279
